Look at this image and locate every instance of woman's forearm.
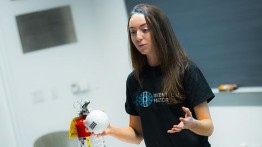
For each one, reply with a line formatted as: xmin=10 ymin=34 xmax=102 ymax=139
xmin=189 ymin=119 xmax=214 ymax=136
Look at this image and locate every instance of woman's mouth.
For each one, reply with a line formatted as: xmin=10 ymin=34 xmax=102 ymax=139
xmin=138 ymin=44 xmax=146 ymax=48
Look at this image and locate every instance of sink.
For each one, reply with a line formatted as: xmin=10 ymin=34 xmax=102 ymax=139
xmin=34 ymin=131 xmax=78 ymax=147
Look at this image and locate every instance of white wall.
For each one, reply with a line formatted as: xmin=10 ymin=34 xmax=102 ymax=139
xmin=0 ymin=0 xmax=262 ymax=147
xmin=0 ymin=4 xmax=18 ymax=146
xmin=0 ymin=62 xmax=17 ymax=147
xmin=209 ymin=92 xmax=262 ymax=147
xmin=0 ymin=0 xmax=138 ymax=147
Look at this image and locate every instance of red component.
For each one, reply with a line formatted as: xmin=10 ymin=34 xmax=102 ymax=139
xmin=75 ymin=115 xmax=91 ymax=137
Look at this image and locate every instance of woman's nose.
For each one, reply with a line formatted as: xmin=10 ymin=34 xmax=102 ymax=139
xmin=136 ymin=31 xmax=143 ymax=41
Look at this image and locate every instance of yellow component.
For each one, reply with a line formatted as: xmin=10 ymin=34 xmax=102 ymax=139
xmin=68 ymin=116 xmax=79 ymax=138
xmin=86 ymin=137 xmax=91 ymax=147
xmin=219 ymin=84 xmax=238 ymax=92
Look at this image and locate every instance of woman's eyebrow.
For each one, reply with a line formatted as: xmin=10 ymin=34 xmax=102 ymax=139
xmin=129 ymin=23 xmax=147 ymax=29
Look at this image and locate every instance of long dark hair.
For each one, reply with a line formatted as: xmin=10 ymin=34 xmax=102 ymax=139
xmin=128 ymin=4 xmax=189 ymax=102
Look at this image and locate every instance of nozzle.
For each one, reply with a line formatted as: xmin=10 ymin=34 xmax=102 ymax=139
xmin=78 ymin=100 xmax=90 ymax=116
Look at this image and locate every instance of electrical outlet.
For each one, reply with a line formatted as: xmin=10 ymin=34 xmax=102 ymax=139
xmin=32 ymin=90 xmax=45 ymax=104
xmin=71 ymin=80 xmax=90 ymax=94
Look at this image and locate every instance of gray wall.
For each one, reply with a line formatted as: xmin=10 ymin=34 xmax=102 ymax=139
xmin=125 ymin=0 xmax=262 ymax=88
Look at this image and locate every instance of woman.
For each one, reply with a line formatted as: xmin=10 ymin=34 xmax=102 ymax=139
xmin=101 ymin=3 xmax=214 ymax=147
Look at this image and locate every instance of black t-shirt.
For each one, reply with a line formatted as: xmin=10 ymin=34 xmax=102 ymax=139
xmin=125 ymin=62 xmax=215 ymax=147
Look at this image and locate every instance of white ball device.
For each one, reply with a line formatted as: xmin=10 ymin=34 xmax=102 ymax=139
xmin=85 ymin=110 xmax=109 ymax=134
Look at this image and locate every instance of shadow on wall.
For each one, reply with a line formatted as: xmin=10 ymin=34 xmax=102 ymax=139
xmin=34 ymin=131 xmax=77 ymax=147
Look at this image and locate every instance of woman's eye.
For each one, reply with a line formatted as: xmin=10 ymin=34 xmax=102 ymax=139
xmin=130 ymin=30 xmax=136 ymax=35
xmin=142 ymin=28 xmax=150 ymax=33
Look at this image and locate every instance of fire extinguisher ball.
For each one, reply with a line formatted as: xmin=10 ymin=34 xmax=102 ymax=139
xmin=85 ymin=109 xmax=110 ymax=134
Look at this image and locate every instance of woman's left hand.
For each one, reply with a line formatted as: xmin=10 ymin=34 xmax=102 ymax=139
xmin=167 ymin=106 xmax=196 ymax=133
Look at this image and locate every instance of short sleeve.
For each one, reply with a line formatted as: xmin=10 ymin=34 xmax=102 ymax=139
xmin=125 ymin=73 xmax=139 ymax=116
xmin=183 ymin=62 xmax=215 ymax=108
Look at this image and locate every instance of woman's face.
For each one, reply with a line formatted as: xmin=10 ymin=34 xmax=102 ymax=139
xmin=129 ymin=14 xmax=154 ymax=56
